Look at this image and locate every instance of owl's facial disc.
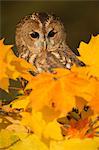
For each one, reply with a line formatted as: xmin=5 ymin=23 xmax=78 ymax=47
xmin=16 ymin=12 xmax=66 ymax=55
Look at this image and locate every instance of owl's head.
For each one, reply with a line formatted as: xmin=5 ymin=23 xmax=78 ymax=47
xmin=15 ymin=12 xmax=66 ymax=55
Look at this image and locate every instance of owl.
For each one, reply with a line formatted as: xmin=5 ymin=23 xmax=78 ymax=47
xmin=15 ymin=12 xmax=84 ymax=72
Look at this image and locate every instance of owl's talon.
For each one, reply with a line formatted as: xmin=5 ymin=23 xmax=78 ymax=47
xmin=66 ymin=63 xmax=71 ymax=69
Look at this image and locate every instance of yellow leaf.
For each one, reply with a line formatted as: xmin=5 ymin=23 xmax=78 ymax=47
xmin=71 ymin=66 xmax=99 ymax=114
xmin=10 ymin=96 xmax=30 ymax=110
xmin=0 ymin=35 xmax=99 ymax=148
xmin=26 ymin=68 xmax=98 ymax=114
xmin=10 ymin=134 xmax=48 ymax=150
xmin=0 ymin=129 xmax=19 ymax=149
xmin=21 ymin=111 xmax=46 ymax=138
xmin=77 ymin=35 xmax=99 ymax=77
xmin=0 ymin=39 xmax=36 ymax=90
xmin=43 ymin=121 xmax=63 ymax=140
xmin=50 ymin=138 xmax=99 ymax=150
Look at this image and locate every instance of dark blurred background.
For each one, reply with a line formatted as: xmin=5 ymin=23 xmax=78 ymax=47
xmin=0 ymin=0 xmax=99 ymax=52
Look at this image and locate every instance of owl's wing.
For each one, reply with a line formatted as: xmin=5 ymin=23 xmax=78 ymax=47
xmin=64 ymin=45 xmax=85 ymax=67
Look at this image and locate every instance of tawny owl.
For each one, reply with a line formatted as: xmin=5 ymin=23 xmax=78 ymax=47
xmin=15 ymin=12 xmax=84 ymax=72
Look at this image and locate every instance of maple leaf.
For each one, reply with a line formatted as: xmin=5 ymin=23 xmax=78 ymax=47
xmin=21 ymin=111 xmax=46 ymax=138
xmin=43 ymin=120 xmax=63 ymax=140
xmin=50 ymin=138 xmax=99 ymax=150
xmin=25 ymin=68 xmax=99 ymax=114
xmin=71 ymin=66 xmax=99 ymax=114
xmin=9 ymin=134 xmax=48 ymax=150
xmin=88 ymin=80 xmax=99 ymax=114
xmin=9 ymin=95 xmax=30 ymax=110
xmin=0 ymin=129 xmax=19 ymax=149
xmin=25 ymin=69 xmax=76 ymax=113
xmin=0 ymin=129 xmax=48 ymax=150
xmin=77 ymin=35 xmax=99 ymax=78
xmin=0 ymin=34 xmax=99 ymax=150
xmin=57 ymin=105 xmax=99 ymax=140
xmin=0 ymin=39 xmax=13 ymax=90
xmin=0 ymin=39 xmax=36 ymax=90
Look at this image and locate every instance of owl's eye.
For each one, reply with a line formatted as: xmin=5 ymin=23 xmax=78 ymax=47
xmin=48 ymin=30 xmax=57 ymax=38
xmin=30 ymin=32 xmax=39 ymax=38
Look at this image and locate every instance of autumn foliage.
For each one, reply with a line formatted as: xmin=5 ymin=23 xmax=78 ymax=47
xmin=0 ymin=36 xmax=99 ymax=150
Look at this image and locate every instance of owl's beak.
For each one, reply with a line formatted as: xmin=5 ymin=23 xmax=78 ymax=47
xmin=43 ymin=41 xmax=47 ymax=51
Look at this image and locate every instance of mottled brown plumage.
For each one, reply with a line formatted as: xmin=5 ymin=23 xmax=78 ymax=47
xmin=15 ymin=12 xmax=84 ymax=72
